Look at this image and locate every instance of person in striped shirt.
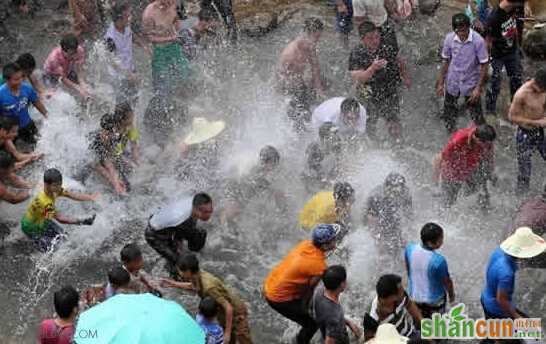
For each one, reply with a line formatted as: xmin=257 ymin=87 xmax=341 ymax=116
xmin=362 ymin=274 xmax=423 ymax=341
xmin=405 ymin=223 xmax=455 ymax=319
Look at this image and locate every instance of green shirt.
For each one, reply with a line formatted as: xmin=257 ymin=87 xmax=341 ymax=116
xmin=196 ymin=270 xmax=247 ymax=325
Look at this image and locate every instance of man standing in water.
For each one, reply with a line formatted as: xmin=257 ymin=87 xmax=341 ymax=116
xmin=145 ymin=193 xmax=213 ymax=277
xmin=278 ymin=18 xmax=325 ymax=132
xmin=507 ymin=69 xmax=546 ymax=196
xmin=142 ymin=0 xmax=191 ymax=97
xmin=264 ymin=224 xmax=338 ymax=344
xmin=349 ymin=22 xmax=409 ymax=142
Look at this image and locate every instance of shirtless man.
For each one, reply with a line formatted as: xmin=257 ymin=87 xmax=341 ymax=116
xmin=278 ymin=17 xmax=325 ymax=132
xmin=142 ymin=0 xmax=191 ymax=97
xmin=508 ymin=68 xmax=546 ymax=195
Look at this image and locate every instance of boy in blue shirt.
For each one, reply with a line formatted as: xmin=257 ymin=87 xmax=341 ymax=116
xmin=0 ymin=62 xmax=48 ymax=146
xmin=405 ymin=222 xmax=455 ymax=318
xmin=197 ymin=297 xmax=224 ymax=344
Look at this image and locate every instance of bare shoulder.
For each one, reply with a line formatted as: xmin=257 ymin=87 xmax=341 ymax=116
xmin=142 ymin=3 xmax=156 ymax=19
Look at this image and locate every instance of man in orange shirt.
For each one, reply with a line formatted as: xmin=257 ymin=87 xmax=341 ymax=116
xmin=263 ymin=224 xmax=339 ymax=344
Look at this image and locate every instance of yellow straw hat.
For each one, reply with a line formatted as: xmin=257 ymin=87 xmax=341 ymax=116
xmin=500 ymin=227 xmax=546 ymax=259
xmin=367 ymin=324 xmax=409 ymax=344
xmin=183 ymin=117 xmax=226 ymax=145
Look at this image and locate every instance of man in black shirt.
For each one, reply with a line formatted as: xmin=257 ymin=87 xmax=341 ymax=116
xmin=348 ymin=21 xmax=410 ymax=143
xmin=485 ymin=0 xmax=524 ymax=119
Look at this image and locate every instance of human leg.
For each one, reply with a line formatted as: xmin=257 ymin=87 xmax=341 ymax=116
xmin=232 ymin=306 xmax=253 ymax=344
xmin=485 ymin=57 xmax=505 ymax=114
xmin=266 ymin=298 xmax=318 ymax=344
xmin=504 ymin=50 xmax=523 ymax=99
xmin=442 ymin=92 xmax=459 ymax=133
xmin=515 ymin=127 xmax=536 ymax=195
xmin=144 ymin=226 xmax=179 ymax=267
xmin=441 ymin=180 xmax=462 ymax=208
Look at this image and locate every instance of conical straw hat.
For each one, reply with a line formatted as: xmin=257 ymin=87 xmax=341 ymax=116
xmin=183 ymin=117 xmax=226 ymax=145
xmin=368 ymin=324 xmax=409 ymax=344
xmin=501 ymin=227 xmax=546 ymax=259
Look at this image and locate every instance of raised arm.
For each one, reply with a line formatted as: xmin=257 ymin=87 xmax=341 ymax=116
xmin=63 ymin=190 xmax=100 ymax=202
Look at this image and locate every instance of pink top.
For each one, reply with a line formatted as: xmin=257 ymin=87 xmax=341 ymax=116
xmin=37 ymin=319 xmax=74 ymax=344
xmin=43 ymin=46 xmax=85 ymax=78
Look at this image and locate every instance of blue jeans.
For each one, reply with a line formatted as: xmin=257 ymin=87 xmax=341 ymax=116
xmin=485 ymin=50 xmax=523 ymax=114
xmin=516 ymin=127 xmax=546 ymax=195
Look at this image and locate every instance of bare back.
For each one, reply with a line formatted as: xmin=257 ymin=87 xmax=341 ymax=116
xmin=278 ymin=37 xmax=316 ymax=82
xmin=511 ymin=80 xmax=546 ymax=129
xmin=142 ymin=0 xmax=179 ymax=43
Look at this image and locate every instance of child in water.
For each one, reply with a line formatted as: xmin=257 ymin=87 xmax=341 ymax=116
xmin=89 ymin=102 xmax=139 ymax=195
xmin=197 ymin=297 xmax=225 ymax=344
xmin=21 ymin=168 xmax=99 ymax=252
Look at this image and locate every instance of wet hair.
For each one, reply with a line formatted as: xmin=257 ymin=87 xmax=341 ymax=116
xmin=303 ymin=17 xmax=324 ymax=34
xmin=534 ymin=69 xmax=546 ymax=91
xmin=112 ymin=102 xmax=133 ymax=126
xmin=60 ymin=33 xmax=79 ymax=52
xmin=358 ymin=21 xmax=379 ymax=38
xmin=322 ymin=265 xmax=347 ymax=291
xmin=0 ymin=151 xmax=15 ymax=170
xmin=0 ymin=116 xmax=19 ymax=132
xmin=259 ymin=145 xmax=280 ymax=166
xmin=420 ymin=222 xmax=444 ymax=246
xmin=15 ymin=53 xmax=36 ymax=73
xmin=120 ymin=243 xmax=142 ymax=264
xmin=198 ymin=7 xmax=218 ymax=22
xmin=193 ymin=193 xmax=212 ymax=208
xmin=108 ymin=266 xmax=131 ymax=288
xmin=111 ymin=1 xmax=130 ymax=22
xmin=100 ymin=113 xmax=117 ymax=131
xmin=474 ymin=124 xmax=496 ymax=142
xmin=340 ymin=97 xmax=360 ymax=115
xmin=199 ymin=297 xmax=219 ymax=319
xmin=44 ymin=168 xmax=63 ymax=185
xmin=385 ymin=172 xmax=406 ymax=189
xmin=2 ymin=63 xmax=22 ymax=81
xmin=452 ymin=13 xmax=470 ymax=30
xmin=176 ymin=253 xmax=200 ymax=273
xmin=376 ymin=274 xmax=402 ymax=299
xmin=53 ymin=286 xmax=79 ymax=319
xmin=334 ymin=181 xmax=355 ymax=202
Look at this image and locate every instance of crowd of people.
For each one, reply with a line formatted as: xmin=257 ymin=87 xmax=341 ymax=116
xmin=0 ymin=0 xmax=545 ymax=343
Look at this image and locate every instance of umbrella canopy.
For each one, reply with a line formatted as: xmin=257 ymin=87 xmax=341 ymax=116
xmin=75 ymin=293 xmax=205 ymax=344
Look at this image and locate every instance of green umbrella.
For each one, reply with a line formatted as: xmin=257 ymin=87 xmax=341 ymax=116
xmin=75 ymin=293 xmax=205 ymax=344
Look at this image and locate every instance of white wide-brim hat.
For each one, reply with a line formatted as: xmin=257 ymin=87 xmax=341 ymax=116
xmin=367 ymin=324 xmax=409 ymax=344
xmin=501 ymin=227 xmax=546 ymax=259
xmin=183 ymin=117 xmax=226 ymax=145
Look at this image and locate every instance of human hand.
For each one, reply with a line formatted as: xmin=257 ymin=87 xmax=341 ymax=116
xmin=372 ymin=58 xmax=388 ymax=71
xmin=159 ymin=278 xmax=178 ymax=288
xmin=436 ymin=82 xmax=445 ymax=97
xmin=533 ymin=117 xmax=546 ymax=128
xmin=89 ymin=192 xmax=101 ymax=201
xmin=80 ymin=214 xmax=96 ymax=226
xmin=467 ymin=87 xmax=482 ymax=105
xmin=402 ymin=73 xmax=412 ymax=89
xmin=114 ymin=182 xmax=127 ymax=195
xmin=348 ymin=322 xmax=362 ymax=339
xmin=30 ymin=152 xmax=44 ymax=162
xmin=78 ymin=86 xmax=93 ymax=100
xmin=223 ymin=333 xmax=231 ymax=344
xmin=337 ymin=3 xmax=348 ymax=14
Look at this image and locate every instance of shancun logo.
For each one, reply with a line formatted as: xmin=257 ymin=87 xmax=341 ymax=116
xmin=421 ymin=303 xmax=542 ymax=340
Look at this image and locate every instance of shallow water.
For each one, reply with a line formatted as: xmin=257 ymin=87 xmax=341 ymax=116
xmin=1 ymin=1 xmax=545 ymax=343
